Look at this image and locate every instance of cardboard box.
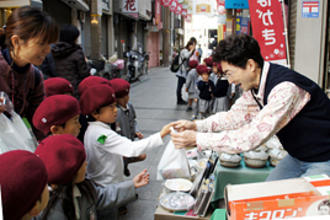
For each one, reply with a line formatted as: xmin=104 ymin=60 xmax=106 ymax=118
xmin=154 ymin=206 xmax=211 ymax=220
xmin=225 ymin=174 xmax=330 ymax=219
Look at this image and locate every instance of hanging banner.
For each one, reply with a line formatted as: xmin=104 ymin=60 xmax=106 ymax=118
xmin=175 ymin=3 xmax=183 ymax=14
xmin=169 ymin=0 xmax=178 ymax=12
xmin=161 ymin=0 xmax=171 ymax=7
xmin=216 ymin=0 xmax=226 ymax=15
xmin=248 ymin=0 xmax=288 ymax=65
xmin=182 ymin=8 xmax=188 ymax=18
xmin=155 ymin=0 xmax=161 ymax=25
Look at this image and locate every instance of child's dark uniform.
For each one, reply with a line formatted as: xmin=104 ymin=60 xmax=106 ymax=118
xmin=197 ymin=80 xmax=215 ymax=114
xmin=212 ymin=76 xmax=230 ymax=113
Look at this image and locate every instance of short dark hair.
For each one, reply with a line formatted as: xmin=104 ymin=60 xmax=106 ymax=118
xmin=185 ymin=37 xmax=197 ymax=49
xmin=213 ymin=34 xmax=264 ymax=69
xmin=59 ymin=24 xmax=80 ymax=44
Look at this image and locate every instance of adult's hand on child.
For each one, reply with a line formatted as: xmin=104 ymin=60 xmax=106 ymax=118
xmin=136 ymin=132 xmax=144 ymax=139
xmin=171 ymin=130 xmax=197 ymax=149
xmin=170 ymin=120 xmax=197 ymax=132
xmin=133 ymin=169 xmax=150 ymax=188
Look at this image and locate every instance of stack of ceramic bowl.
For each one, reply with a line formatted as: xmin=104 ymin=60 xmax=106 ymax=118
xmin=219 ymin=152 xmax=241 ymax=168
xmin=243 ymin=146 xmax=269 ymax=168
xmin=268 ymin=148 xmax=288 ymax=166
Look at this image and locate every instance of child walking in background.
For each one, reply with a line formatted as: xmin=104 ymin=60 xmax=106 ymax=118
xmin=185 ymin=60 xmax=199 ymax=113
xmin=212 ymin=63 xmax=230 ymax=113
xmin=196 ymin=64 xmax=215 ymax=119
xmin=110 ymin=78 xmax=146 ymax=177
xmin=35 ymin=134 xmax=148 ymax=220
xmin=80 ymin=84 xmax=171 ymax=186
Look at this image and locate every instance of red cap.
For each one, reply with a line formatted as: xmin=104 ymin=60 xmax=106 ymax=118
xmin=196 ymin=64 xmax=209 ymax=75
xmin=188 ymin=60 xmax=198 ymax=68
xmin=110 ymin=78 xmax=130 ymax=98
xmin=35 ymin=134 xmax=86 ymax=184
xmin=0 ymin=150 xmax=48 ymax=220
xmin=217 ymin=63 xmax=223 ymax=74
xmin=203 ymin=57 xmax=213 ymax=67
xmin=79 ymin=84 xmax=116 ymax=115
xmin=32 ymin=95 xmax=80 ymax=135
xmin=44 ymin=77 xmax=73 ymax=97
xmin=78 ymin=76 xmax=111 ymax=96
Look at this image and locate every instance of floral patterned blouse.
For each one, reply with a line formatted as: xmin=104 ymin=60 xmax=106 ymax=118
xmin=195 ymin=62 xmax=311 ymax=154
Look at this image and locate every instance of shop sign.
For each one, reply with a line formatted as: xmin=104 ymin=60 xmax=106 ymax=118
xmin=122 ymin=0 xmax=138 ymax=14
xmin=248 ymin=0 xmax=287 ymax=65
xmin=302 ymin=0 xmax=319 ymax=18
xmin=102 ymin=0 xmax=110 ymax=11
xmin=225 ymin=0 xmax=249 ymax=9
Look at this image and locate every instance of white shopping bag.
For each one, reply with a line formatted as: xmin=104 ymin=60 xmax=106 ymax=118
xmin=0 ymin=112 xmax=37 ymax=154
xmin=157 ymin=140 xmax=191 ymax=180
xmin=182 ymin=84 xmax=188 ymax=102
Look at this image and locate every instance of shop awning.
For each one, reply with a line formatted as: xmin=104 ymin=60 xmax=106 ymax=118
xmin=0 ymin=0 xmax=30 ymax=8
xmin=61 ymin=0 xmax=89 ymax=12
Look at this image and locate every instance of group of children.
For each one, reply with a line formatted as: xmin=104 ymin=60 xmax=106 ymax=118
xmin=185 ymin=56 xmax=235 ymax=119
xmin=0 ymin=76 xmax=172 ymax=220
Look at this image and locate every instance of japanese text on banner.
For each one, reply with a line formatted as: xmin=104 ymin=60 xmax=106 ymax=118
xmin=248 ymin=0 xmax=287 ymax=65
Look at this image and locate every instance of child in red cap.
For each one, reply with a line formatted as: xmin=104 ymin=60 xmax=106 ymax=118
xmin=44 ymin=77 xmax=74 ymax=97
xmin=212 ymin=62 xmax=231 ymax=113
xmin=32 ymin=94 xmax=81 ymax=138
xmin=185 ymin=60 xmax=199 ymax=113
xmin=0 ymin=150 xmax=49 ymax=220
xmin=79 ymin=84 xmax=171 ymax=186
xmin=35 ymin=134 xmax=148 ymax=219
xmin=196 ymin=64 xmax=215 ymax=118
xmin=110 ymin=78 xmax=146 ymax=177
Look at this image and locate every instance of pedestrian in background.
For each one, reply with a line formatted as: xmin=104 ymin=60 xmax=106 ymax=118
xmin=49 ymin=24 xmax=90 ymax=97
xmin=185 ymin=60 xmax=199 ymax=113
xmin=176 ymin=37 xmax=197 ymax=105
xmin=0 ymin=6 xmax=58 ymax=139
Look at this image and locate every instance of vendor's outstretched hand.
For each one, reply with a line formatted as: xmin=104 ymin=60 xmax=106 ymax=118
xmin=171 ymin=130 xmax=197 ymax=149
xmin=160 ymin=123 xmax=172 ymax=138
xmin=133 ymin=169 xmax=150 ymax=188
xmin=170 ymin=120 xmax=197 ymax=132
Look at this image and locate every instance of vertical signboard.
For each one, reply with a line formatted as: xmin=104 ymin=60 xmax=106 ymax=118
xmin=248 ymin=0 xmax=288 ymax=65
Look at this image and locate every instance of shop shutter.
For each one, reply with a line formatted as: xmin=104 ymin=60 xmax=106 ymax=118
xmin=288 ymin=1 xmax=297 ymax=69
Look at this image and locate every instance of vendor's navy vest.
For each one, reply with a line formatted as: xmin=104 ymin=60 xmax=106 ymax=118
xmin=262 ymin=63 xmax=330 ymax=162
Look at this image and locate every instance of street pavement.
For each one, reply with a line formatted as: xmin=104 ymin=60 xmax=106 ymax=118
xmin=118 ymin=67 xmax=192 ymax=220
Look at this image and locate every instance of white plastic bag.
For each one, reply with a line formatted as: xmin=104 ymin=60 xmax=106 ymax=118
xmin=0 ymin=112 xmax=37 ymax=154
xmin=157 ymin=140 xmax=191 ymax=180
xmin=182 ymin=84 xmax=188 ymax=102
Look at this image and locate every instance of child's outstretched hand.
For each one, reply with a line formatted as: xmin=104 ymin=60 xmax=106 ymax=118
xmin=133 ymin=169 xmax=150 ymax=188
xmin=136 ymin=132 xmax=144 ymax=139
xmin=160 ymin=123 xmax=172 ymax=138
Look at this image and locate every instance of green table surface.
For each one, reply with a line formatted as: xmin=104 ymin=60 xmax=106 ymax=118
xmin=211 ymin=156 xmax=274 ymax=202
xmin=210 ymin=209 xmax=226 ymax=220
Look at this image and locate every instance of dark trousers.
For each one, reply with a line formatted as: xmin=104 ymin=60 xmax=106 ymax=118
xmin=176 ymin=76 xmax=186 ymax=102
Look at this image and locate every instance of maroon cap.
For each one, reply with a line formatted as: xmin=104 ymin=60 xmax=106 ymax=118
xmin=203 ymin=57 xmax=213 ymax=67
xmin=196 ymin=64 xmax=209 ymax=75
xmin=79 ymin=84 xmax=116 ymax=115
xmin=32 ymin=95 xmax=81 ymax=135
xmin=35 ymin=134 xmax=86 ymax=184
xmin=0 ymin=150 xmax=48 ymax=220
xmin=110 ymin=78 xmax=130 ymax=98
xmin=44 ymin=77 xmax=73 ymax=97
xmin=188 ymin=60 xmax=198 ymax=68
xmin=78 ymin=76 xmax=111 ymax=96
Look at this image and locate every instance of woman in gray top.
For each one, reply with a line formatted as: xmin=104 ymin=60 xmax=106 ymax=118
xmin=176 ymin=37 xmax=197 ymax=104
